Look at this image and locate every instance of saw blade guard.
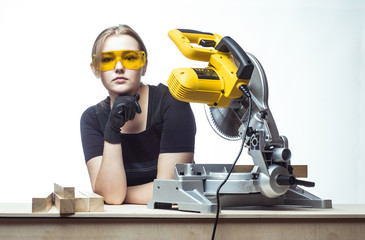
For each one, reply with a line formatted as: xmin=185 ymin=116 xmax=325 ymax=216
xmin=205 ymin=52 xmax=282 ymax=146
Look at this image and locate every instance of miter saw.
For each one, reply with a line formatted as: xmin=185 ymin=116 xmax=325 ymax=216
xmin=147 ymin=29 xmax=332 ymax=213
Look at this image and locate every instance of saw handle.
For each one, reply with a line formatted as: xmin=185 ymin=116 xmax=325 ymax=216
xmin=277 ymin=175 xmax=315 ymax=187
xmin=169 ymin=29 xmax=253 ymax=80
xmin=168 ymin=29 xmax=222 ymax=62
xmin=215 ymin=36 xmax=254 ymax=80
xmin=178 ymin=29 xmax=217 ymax=46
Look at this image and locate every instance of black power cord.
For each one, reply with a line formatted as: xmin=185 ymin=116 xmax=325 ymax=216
xmin=211 ymin=85 xmax=252 ymax=240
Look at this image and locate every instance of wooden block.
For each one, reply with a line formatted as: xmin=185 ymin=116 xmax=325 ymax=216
xmin=54 ymin=193 xmax=75 ymax=214
xmin=234 ymin=165 xmax=308 ymax=178
xmin=32 ymin=192 xmax=53 ymax=213
xmin=75 ymin=192 xmax=89 ymax=212
xmin=233 ymin=165 xmax=255 ymax=173
xmin=291 ymin=165 xmax=308 ymax=178
xmin=54 ymin=183 xmax=75 ymax=199
xmin=79 ymin=191 xmax=104 ymax=212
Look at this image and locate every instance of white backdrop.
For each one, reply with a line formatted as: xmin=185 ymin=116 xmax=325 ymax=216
xmin=0 ymin=0 xmax=364 ymax=204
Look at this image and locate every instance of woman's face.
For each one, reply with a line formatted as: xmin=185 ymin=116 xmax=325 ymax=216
xmin=98 ymin=35 xmax=147 ymax=97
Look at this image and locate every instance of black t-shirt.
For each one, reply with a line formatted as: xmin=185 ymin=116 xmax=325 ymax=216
xmin=80 ymin=84 xmax=196 ymax=186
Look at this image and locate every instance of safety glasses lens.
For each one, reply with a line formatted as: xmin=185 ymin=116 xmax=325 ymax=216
xmin=99 ymin=50 xmax=145 ymax=71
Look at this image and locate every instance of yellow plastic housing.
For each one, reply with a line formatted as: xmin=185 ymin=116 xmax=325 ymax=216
xmin=167 ymin=29 xmax=250 ymax=107
xmin=168 ymin=67 xmax=232 ymax=107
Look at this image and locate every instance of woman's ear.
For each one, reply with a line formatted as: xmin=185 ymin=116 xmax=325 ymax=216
xmin=141 ymin=59 xmax=148 ymax=76
xmin=90 ymin=62 xmax=100 ymax=78
xmin=90 ymin=62 xmax=96 ymax=75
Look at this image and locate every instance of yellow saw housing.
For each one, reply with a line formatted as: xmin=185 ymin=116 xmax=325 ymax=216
xmin=167 ymin=29 xmax=253 ymax=107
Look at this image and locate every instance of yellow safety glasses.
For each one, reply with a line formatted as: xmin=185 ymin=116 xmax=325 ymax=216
xmin=94 ymin=50 xmax=146 ymax=71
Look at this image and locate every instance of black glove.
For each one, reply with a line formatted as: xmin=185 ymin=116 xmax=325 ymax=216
xmin=104 ymin=94 xmax=142 ymax=143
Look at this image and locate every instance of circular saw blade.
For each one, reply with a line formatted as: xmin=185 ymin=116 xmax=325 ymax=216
xmin=204 ymin=105 xmax=242 ymax=140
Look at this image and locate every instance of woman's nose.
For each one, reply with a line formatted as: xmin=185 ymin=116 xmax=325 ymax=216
xmin=114 ymin=61 xmax=125 ymax=72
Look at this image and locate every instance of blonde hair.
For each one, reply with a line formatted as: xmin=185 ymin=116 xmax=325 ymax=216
xmin=91 ymin=24 xmax=148 ymax=78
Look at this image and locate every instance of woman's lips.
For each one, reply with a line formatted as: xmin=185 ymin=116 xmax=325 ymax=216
xmin=113 ymin=76 xmax=127 ymax=84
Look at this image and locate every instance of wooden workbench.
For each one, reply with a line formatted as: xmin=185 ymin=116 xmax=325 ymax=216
xmin=1 ymin=203 xmax=364 ymax=239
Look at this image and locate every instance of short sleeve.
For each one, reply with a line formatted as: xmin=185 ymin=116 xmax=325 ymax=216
xmin=80 ymin=106 xmax=104 ymax=162
xmin=159 ymin=91 xmax=196 ymax=153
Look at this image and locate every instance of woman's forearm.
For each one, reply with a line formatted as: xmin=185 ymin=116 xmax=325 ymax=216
xmin=124 ymin=182 xmax=154 ymax=204
xmin=94 ymin=142 xmax=127 ymax=204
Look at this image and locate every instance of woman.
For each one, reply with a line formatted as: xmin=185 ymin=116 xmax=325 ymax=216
xmin=80 ymin=25 xmax=196 ymax=205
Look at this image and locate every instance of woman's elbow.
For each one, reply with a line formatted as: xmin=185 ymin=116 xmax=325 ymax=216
xmin=103 ymin=196 xmax=124 ymax=205
xmin=94 ymin=188 xmax=126 ymax=205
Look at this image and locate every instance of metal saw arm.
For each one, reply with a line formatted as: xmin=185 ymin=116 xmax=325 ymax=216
xmin=210 ymin=51 xmax=316 ymax=196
